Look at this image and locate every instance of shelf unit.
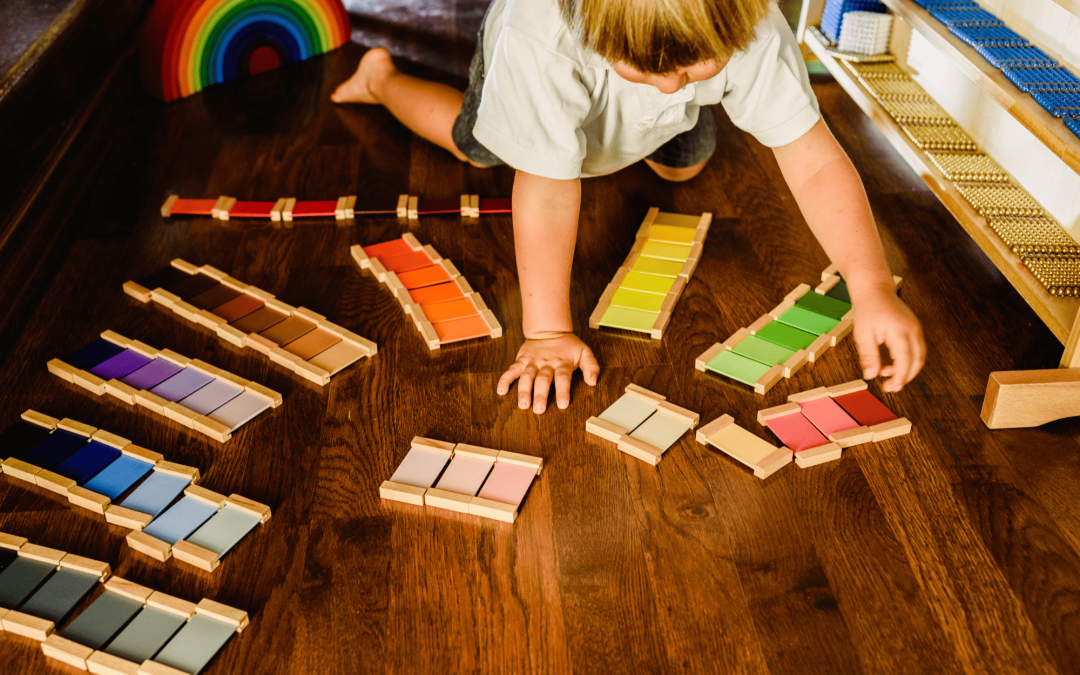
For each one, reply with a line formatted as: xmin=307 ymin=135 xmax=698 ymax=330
xmin=878 ymin=0 xmax=1080 ymax=176
xmin=803 ymin=28 xmax=1080 ymax=347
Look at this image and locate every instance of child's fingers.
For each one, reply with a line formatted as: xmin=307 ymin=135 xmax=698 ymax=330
xmin=497 ymin=361 xmax=525 ymax=395
xmin=517 ymin=364 xmax=538 ymax=409
xmin=883 ymin=329 xmax=913 ymax=392
xmin=532 ymin=366 xmax=554 ymax=414
xmin=554 ymin=366 xmax=573 ymax=409
xmin=580 ymin=346 xmax=600 ymax=385
xmin=910 ymin=327 xmax=927 ymax=381
xmin=855 ymin=328 xmax=881 ymax=380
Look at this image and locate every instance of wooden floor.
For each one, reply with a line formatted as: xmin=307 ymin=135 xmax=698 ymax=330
xmin=3 ymin=15 xmax=1080 ymax=675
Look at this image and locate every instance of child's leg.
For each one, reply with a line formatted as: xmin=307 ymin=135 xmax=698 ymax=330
xmin=332 ymin=48 xmax=470 ymax=162
xmin=644 ymin=106 xmax=716 ymax=182
xmin=645 ymin=159 xmax=707 ymax=182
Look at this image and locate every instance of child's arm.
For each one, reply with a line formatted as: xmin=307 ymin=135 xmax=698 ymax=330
xmin=772 ymin=119 xmax=925 ymax=392
xmin=496 ymin=170 xmax=600 ymax=412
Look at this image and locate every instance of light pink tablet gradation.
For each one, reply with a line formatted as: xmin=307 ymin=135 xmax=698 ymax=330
xmin=476 ymin=462 xmax=537 ymax=506
xmin=389 ymin=446 xmax=451 ymax=488
xmin=764 ymin=412 xmax=829 ymax=452
xmin=798 ymin=398 xmax=860 ymax=437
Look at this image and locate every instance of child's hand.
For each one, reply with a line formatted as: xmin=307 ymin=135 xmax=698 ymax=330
xmin=851 ymin=288 xmax=926 ymax=393
xmin=497 ymin=333 xmax=600 ymax=413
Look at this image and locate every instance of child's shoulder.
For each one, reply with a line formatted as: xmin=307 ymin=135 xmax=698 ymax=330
xmin=490 ymin=0 xmax=589 ymax=65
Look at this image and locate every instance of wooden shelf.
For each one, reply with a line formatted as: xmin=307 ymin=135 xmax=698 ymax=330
xmin=879 ymin=0 xmax=1080 ymax=176
xmin=804 ymin=29 xmax=1080 ymax=343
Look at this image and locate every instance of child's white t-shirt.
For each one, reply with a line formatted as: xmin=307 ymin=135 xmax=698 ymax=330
xmin=472 ymin=0 xmax=821 ymax=180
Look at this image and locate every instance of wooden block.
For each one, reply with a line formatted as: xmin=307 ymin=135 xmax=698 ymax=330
xmin=827 ymin=316 xmax=853 ymax=346
xmin=269 ymin=345 xmax=304 ymax=369
xmin=244 ymin=332 xmax=277 ymax=354
xmin=42 ymin=633 xmax=94 ymax=669
xmin=160 ymin=195 xmax=178 ymax=217
xmin=722 ymin=327 xmax=751 ymax=350
xmin=171 ymin=300 xmax=200 ymax=323
xmin=821 ymin=264 xmax=839 ymax=280
xmin=795 ymin=443 xmax=843 ymax=468
xmin=245 ymin=382 xmax=283 ymax=408
xmin=157 ymin=349 xmax=190 ymax=366
xmin=104 ymin=576 xmax=155 ymax=602
xmin=421 ymin=244 xmax=442 ymax=263
xmin=695 ymin=414 xmax=735 ymax=444
xmin=806 ymin=335 xmax=832 ymax=362
xmin=407 ymin=196 xmax=419 ymax=220
xmin=171 ymin=259 xmax=199 ymax=274
xmin=20 ymin=543 xmax=66 ymax=564
xmin=469 ymin=194 xmax=479 ymax=218
xmin=104 ymin=379 xmax=138 ymax=405
xmin=424 ymin=487 xmax=473 ymax=512
xmin=146 ymin=591 xmax=197 ymax=618
xmin=753 ymin=365 xmax=785 ymax=395
xmin=171 ymin=541 xmax=220 ymax=571
xmin=3 ymin=458 xmax=42 ymax=482
xmin=68 ymin=486 xmax=111 ymax=514
xmin=184 ymin=485 xmax=227 ymax=508
xmin=827 ymin=379 xmax=868 ymax=396
xmin=816 ymin=275 xmax=841 ymax=295
xmin=244 ymin=286 xmax=275 ymax=302
xmin=588 ymin=282 xmax=619 ymax=329
xmin=210 ymin=196 xmax=228 ymax=219
xmin=677 ymin=256 xmax=700 ymax=279
xmin=345 ymin=195 xmax=356 ymax=218
xmin=265 ymin=297 xmax=295 ymax=315
xmin=335 ymin=196 xmax=348 ymax=220
xmin=128 ymin=341 xmax=159 ymax=358
xmin=104 ymin=505 xmax=153 ymax=530
xmin=294 ymin=306 xmax=326 ymax=323
xmin=225 ymin=494 xmax=272 ymax=523
xmin=754 ymin=447 xmax=794 ymax=479
xmin=47 ymin=358 xmax=79 ymax=383
xmin=757 ymin=402 xmax=804 ymax=425
xmin=460 ymin=194 xmax=470 ymax=216
xmin=126 ymin=531 xmax=172 ymax=561
xmin=783 ymin=283 xmax=812 ymax=304
xmin=216 ymin=323 xmax=248 ymax=347
xmin=768 ymin=298 xmax=796 ymax=318
xmin=270 ymin=198 xmax=286 ymax=221
xmin=134 ymin=390 xmax=168 ymax=414
xmin=468 ymin=496 xmax=518 ymax=523
xmin=480 ymin=309 xmax=503 ymax=338
xmin=219 ymin=275 xmax=248 ymax=292
xmin=748 ymin=314 xmax=772 ymax=334
xmin=453 ymin=443 xmax=501 ymax=461
xmin=871 ymin=418 xmax=912 ymax=442
xmin=195 ymin=598 xmax=249 ymax=631
xmin=788 ymin=386 xmax=832 ymax=403
xmin=195 ymin=309 xmax=227 ymax=329
xmin=290 ymin=358 xmax=331 ymax=386
xmin=496 ymin=450 xmax=543 ymax=473
xmin=21 ymin=410 xmax=58 ymax=429
xmin=367 ymin=258 xmax=388 ymax=281
xmin=650 ymin=310 xmax=672 ymax=339
xmin=830 ymin=426 xmax=874 ymax=448
xmin=139 ymin=661 xmax=189 ymax=675
xmin=439 ymin=258 xmax=461 ymax=278
xmin=281 ymin=197 xmax=296 ymax=221
xmin=617 ymin=435 xmax=665 ymax=465
xmin=60 ymin=553 xmax=110 ymax=580
xmin=87 ymin=651 xmax=141 ymax=675
xmin=36 ymin=469 xmax=77 ymax=494
xmin=396 ymin=194 xmax=409 ymax=218
xmin=656 ymin=401 xmax=699 ymax=426
xmin=150 ymin=288 xmax=180 ymax=308
xmin=123 ymin=280 xmax=153 ymax=302
xmin=193 ymin=416 xmax=231 ymax=442
xmin=695 ymin=343 xmax=725 ymax=371
xmin=121 ymin=444 xmax=163 ymax=464
xmin=74 ymin=369 xmax=108 ymax=395
xmin=625 ymin=383 xmax=665 ymax=403
xmin=162 ymin=402 xmax=199 ymax=428
xmin=0 ymin=532 xmax=28 ymax=550
xmin=154 ymin=461 xmax=199 ymax=481
xmin=660 ymin=277 xmax=687 ymax=313
xmin=411 ymin=437 xmax=456 ymax=453
xmin=781 ymin=349 xmax=808 ymax=378
xmin=91 ymin=429 xmax=129 ymax=449
xmin=586 ymin=416 xmax=628 ymax=442
xmin=379 ymin=480 xmax=427 ymax=506
xmin=3 ymin=610 xmax=54 ymax=641
xmin=417 ymin=319 xmax=440 ymax=350
xmin=59 ymin=418 xmax=96 ymax=437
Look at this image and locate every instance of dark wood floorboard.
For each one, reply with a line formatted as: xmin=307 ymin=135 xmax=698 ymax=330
xmin=2 ymin=10 xmax=1080 ymax=674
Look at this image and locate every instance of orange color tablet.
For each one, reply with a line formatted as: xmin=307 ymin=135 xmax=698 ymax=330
xmin=408 ymin=281 xmax=465 ymax=305
xmin=433 ymin=314 xmax=491 ymax=344
xmin=364 ymin=238 xmax=414 ymax=259
xmin=380 ymin=250 xmax=434 ymax=274
xmin=421 ymin=297 xmax=478 ymax=324
xmin=397 ymin=265 xmax=452 ymax=289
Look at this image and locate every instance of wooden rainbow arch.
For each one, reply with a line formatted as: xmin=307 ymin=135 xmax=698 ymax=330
xmin=141 ymin=0 xmax=351 ymax=101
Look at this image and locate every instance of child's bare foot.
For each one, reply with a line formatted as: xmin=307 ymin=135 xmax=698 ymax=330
xmin=331 ymin=48 xmax=394 ymax=104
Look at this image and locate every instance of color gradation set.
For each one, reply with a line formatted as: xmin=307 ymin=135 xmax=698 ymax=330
xmin=758 ymin=379 xmax=912 ymax=468
xmin=47 ymin=331 xmax=281 ymax=442
xmin=0 ymin=411 xmax=271 ymax=572
xmin=585 ymin=384 xmax=700 ymax=465
xmin=695 ymin=267 xmax=860 ymax=394
xmin=0 ymin=530 xmax=248 ymax=673
xmin=351 ymin=233 xmax=502 ymax=349
xmin=379 ymin=438 xmax=542 ymax=523
xmin=161 ymin=193 xmax=511 ymax=222
xmin=124 ymin=259 xmax=376 ymax=385
xmin=844 ymin=57 xmax=1080 ymax=296
xmin=590 ymin=208 xmax=711 ymax=338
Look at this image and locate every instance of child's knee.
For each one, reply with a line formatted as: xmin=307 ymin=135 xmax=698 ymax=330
xmin=645 ymin=159 xmax=706 ymax=182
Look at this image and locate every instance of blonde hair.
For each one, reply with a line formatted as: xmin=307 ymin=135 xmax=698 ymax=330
xmin=560 ymin=0 xmax=773 ymax=73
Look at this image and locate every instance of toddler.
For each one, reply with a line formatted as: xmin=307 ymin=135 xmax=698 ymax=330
xmin=332 ymin=0 xmax=925 ymax=413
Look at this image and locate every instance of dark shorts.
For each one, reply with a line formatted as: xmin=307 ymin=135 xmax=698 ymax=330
xmin=451 ymin=24 xmax=717 ymax=171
